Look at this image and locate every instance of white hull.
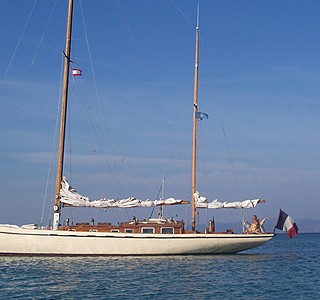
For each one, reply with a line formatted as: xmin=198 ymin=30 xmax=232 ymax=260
xmin=0 ymin=225 xmax=273 ymax=255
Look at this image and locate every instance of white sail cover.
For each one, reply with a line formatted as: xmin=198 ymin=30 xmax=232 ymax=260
xmin=194 ymin=191 xmax=265 ymax=209
xmin=60 ymin=177 xmax=185 ymax=208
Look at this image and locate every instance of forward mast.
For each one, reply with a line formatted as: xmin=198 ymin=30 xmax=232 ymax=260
xmin=53 ymin=0 xmax=74 ymax=228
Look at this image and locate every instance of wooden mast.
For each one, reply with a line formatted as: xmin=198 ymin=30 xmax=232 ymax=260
xmin=53 ymin=0 xmax=74 ymax=229
xmin=191 ymin=7 xmax=200 ymax=232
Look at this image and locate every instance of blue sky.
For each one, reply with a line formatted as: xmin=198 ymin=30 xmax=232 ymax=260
xmin=0 ymin=0 xmax=319 ymax=229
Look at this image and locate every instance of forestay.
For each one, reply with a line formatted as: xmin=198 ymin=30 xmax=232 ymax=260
xmin=60 ymin=177 xmax=186 ymax=208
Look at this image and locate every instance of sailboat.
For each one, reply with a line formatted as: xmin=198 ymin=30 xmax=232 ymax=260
xmin=0 ymin=0 xmax=273 ymax=255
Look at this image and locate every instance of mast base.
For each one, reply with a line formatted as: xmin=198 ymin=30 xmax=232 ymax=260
xmin=53 ymin=213 xmax=60 ymax=230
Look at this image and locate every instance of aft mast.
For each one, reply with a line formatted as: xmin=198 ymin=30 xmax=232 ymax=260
xmin=53 ymin=0 xmax=74 ymax=229
xmin=191 ymin=5 xmax=200 ymax=232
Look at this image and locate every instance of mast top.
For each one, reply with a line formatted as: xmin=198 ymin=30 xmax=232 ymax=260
xmin=196 ymin=2 xmax=200 ymax=30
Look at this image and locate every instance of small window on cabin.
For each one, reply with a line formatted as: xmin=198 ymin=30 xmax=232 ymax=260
xmin=161 ymin=227 xmax=174 ymax=234
xmin=110 ymin=229 xmax=119 ymax=233
xmin=125 ymin=229 xmax=133 ymax=233
xmin=142 ymin=227 xmax=155 ymax=234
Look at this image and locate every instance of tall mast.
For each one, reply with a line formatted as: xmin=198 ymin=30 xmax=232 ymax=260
xmin=53 ymin=0 xmax=74 ymax=229
xmin=191 ymin=5 xmax=200 ymax=232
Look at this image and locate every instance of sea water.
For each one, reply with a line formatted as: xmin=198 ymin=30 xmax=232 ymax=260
xmin=0 ymin=233 xmax=319 ymax=299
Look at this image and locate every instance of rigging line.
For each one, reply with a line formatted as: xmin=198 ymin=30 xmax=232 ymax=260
xmin=116 ymin=0 xmax=190 ymax=180
xmin=72 ymin=78 xmax=122 ymax=198
xmin=42 ymin=55 xmax=65 ymax=227
xmin=40 ymin=56 xmax=64 ymax=227
xmin=79 ymin=0 xmax=124 ymax=198
xmin=216 ymin=104 xmax=242 ymax=200
xmin=198 ymin=122 xmax=210 ymax=225
xmin=0 ymin=0 xmax=58 ymax=150
xmin=30 ymin=0 xmax=59 ymax=67
xmin=166 ymin=1 xmax=202 ymax=184
xmin=2 ymin=0 xmax=38 ymax=80
xmin=67 ymin=91 xmax=73 ymax=180
xmin=198 ymin=120 xmax=208 ymax=196
xmin=196 ymin=17 xmax=243 ymax=202
xmin=3 ymin=0 xmax=58 ymax=225
xmin=149 ymin=180 xmax=164 ymax=219
xmin=169 ymin=0 xmax=195 ymax=28
xmin=196 ymin=37 xmax=211 ymax=216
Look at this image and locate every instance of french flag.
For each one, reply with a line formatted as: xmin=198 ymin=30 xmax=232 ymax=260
xmin=275 ymin=209 xmax=298 ymax=238
xmin=72 ymin=68 xmax=82 ymax=76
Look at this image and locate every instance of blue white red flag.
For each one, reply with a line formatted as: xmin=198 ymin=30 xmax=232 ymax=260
xmin=72 ymin=68 xmax=82 ymax=76
xmin=275 ymin=209 xmax=298 ymax=238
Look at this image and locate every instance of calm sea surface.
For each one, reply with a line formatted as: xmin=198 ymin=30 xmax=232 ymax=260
xmin=0 ymin=233 xmax=319 ymax=299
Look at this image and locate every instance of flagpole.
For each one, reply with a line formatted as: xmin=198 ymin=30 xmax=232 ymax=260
xmin=273 ymin=208 xmax=281 ymax=234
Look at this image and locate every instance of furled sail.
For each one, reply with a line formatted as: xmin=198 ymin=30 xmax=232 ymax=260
xmin=60 ymin=177 xmax=187 ymax=208
xmin=194 ymin=192 xmax=265 ymax=209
